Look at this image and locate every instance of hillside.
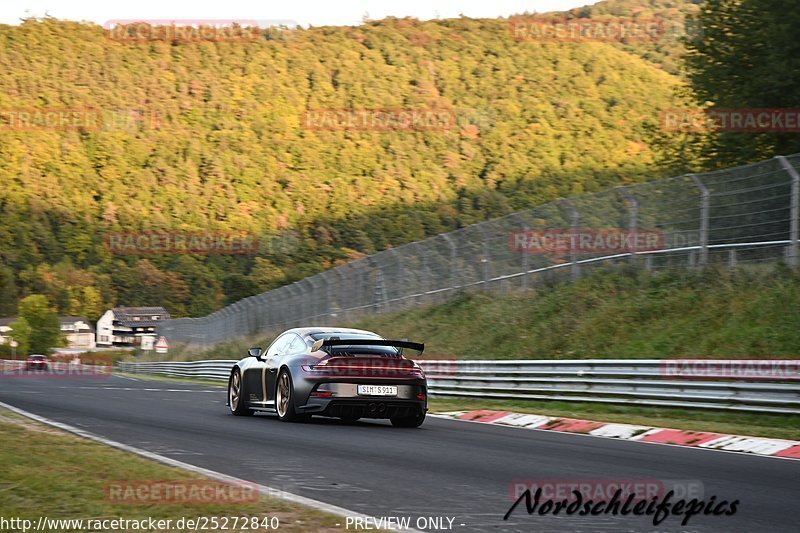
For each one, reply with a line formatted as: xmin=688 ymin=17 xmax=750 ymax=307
xmin=0 ymin=16 xmax=691 ymax=318
xmin=554 ymin=0 xmax=703 ymax=74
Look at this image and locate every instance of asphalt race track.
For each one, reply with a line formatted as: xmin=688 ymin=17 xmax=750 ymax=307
xmin=1 ymin=374 xmax=798 ymax=532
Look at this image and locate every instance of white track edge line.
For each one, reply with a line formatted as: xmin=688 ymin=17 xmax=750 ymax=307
xmin=0 ymin=400 xmax=422 ymax=533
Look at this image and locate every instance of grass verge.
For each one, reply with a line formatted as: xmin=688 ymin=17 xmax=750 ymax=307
xmin=0 ymin=407 xmax=344 ymax=532
xmin=428 ymin=398 xmax=800 ymax=440
xmin=353 ymin=266 xmax=800 ymax=358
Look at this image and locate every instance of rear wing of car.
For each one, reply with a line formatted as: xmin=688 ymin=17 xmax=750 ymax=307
xmin=312 ymin=338 xmax=424 ymax=355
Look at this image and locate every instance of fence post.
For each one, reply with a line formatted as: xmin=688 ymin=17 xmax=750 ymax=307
xmin=388 ymin=248 xmax=403 ymax=301
xmin=441 ymin=233 xmax=458 ymax=290
xmin=475 ymin=224 xmax=490 ymax=288
xmin=285 ymin=284 xmax=299 ymax=329
xmin=318 ymin=275 xmax=329 ymax=320
xmin=305 ymin=278 xmax=321 ymax=322
xmin=776 ymin=156 xmax=799 ymax=268
xmin=617 ymin=186 xmax=638 ymax=265
xmin=331 ymin=269 xmax=343 ymax=320
xmin=512 ymin=214 xmax=529 ymax=290
xmin=561 ymin=199 xmax=580 ymax=281
xmin=230 ymin=301 xmax=243 ymax=338
xmin=689 ymin=174 xmax=709 ymax=267
xmin=372 ymin=262 xmax=388 ymax=311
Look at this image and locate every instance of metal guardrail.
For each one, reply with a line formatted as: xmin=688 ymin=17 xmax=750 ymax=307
xmin=117 ymin=359 xmax=800 ymax=415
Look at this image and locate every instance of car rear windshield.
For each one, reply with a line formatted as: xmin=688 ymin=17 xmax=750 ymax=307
xmin=309 ymin=332 xmax=400 ymax=357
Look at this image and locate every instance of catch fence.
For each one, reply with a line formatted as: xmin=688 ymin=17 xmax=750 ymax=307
xmin=158 ymin=154 xmax=800 ymax=348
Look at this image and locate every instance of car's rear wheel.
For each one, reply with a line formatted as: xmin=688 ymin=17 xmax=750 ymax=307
xmin=276 ymin=369 xmax=309 ymax=422
xmin=390 ymin=411 xmax=426 ymax=428
xmin=228 ymin=368 xmax=252 ymax=416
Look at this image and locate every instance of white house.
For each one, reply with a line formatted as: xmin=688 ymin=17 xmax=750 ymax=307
xmin=96 ymin=307 xmax=170 ymax=348
xmin=59 ymin=317 xmax=96 ymax=349
xmin=0 ymin=317 xmax=14 ymax=346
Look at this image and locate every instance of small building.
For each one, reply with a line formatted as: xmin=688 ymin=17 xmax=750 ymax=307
xmin=96 ymin=307 xmax=170 ymax=348
xmin=0 ymin=317 xmax=14 ymax=345
xmin=59 ymin=317 xmax=96 ymax=349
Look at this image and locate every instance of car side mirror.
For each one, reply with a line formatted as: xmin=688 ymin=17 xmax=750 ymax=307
xmin=248 ymin=347 xmax=262 ymax=358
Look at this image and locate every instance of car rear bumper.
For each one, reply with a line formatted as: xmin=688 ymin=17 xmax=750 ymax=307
xmin=299 ymin=380 xmax=427 ymax=419
xmin=302 ymin=398 xmax=426 ymax=419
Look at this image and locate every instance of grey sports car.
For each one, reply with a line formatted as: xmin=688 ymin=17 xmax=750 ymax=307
xmin=227 ymin=327 xmax=427 ymax=427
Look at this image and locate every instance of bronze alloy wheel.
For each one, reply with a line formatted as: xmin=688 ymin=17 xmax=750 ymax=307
xmin=229 ymin=370 xmax=241 ymax=412
xmin=276 ymin=371 xmax=290 ymax=418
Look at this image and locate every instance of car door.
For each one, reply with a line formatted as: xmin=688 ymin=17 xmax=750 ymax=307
xmin=264 ymin=333 xmax=306 ymax=402
xmin=245 ymin=333 xmax=291 ymax=406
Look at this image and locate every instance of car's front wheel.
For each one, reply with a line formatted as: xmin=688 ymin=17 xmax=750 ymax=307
xmin=275 ymin=369 xmax=309 ymax=422
xmin=390 ymin=411 xmax=426 ymax=428
xmin=228 ymin=368 xmax=252 ymax=416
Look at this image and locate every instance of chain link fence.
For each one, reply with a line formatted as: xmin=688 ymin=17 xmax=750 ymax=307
xmin=158 ymin=154 xmax=800 ymax=348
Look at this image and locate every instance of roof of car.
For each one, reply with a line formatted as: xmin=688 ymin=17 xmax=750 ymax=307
xmin=286 ymin=327 xmax=381 ymax=339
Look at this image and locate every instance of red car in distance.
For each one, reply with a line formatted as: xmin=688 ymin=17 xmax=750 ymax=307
xmin=25 ymin=354 xmax=50 ymax=372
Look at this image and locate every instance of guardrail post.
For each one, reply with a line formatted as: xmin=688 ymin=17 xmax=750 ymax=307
xmin=560 ymin=199 xmax=580 ymax=281
xmin=776 ymin=156 xmax=799 ymax=268
xmin=728 ymin=248 xmax=737 ymax=269
xmin=689 ymin=174 xmax=709 ymax=267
